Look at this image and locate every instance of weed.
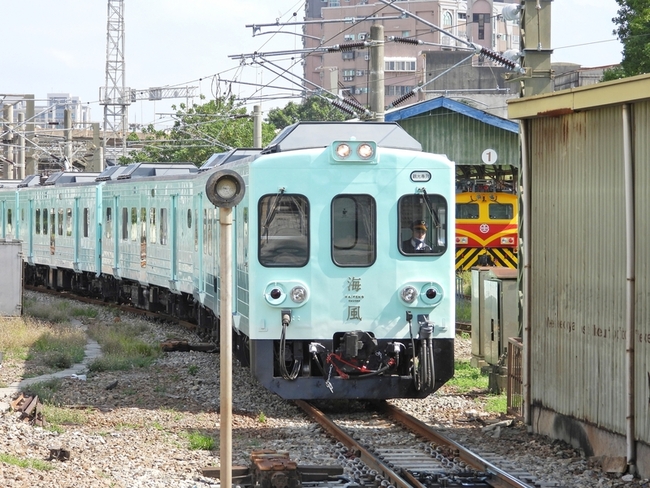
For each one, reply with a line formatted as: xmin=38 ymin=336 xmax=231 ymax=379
xmin=23 ymin=379 xmax=64 ymax=403
xmin=456 ymin=298 xmax=471 ymax=323
xmin=257 ymin=411 xmax=267 ymax=423
xmin=86 ymin=321 xmax=161 ymax=373
xmin=0 ymin=453 xmax=54 ymax=471
xmin=188 ymin=364 xmax=199 ymax=376
xmin=484 ymin=394 xmax=507 ymax=414
xmin=42 ymin=404 xmax=92 ymax=427
xmin=446 ymin=360 xmax=488 ymax=393
xmin=186 ymin=431 xmax=215 ymax=450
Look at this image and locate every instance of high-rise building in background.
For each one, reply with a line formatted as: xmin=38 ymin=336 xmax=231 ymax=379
xmin=302 ymin=0 xmax=521 ymax=110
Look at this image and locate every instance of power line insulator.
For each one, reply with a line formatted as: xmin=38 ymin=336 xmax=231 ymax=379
xmin=328 ymin=41 xmax=368 ymax=52
xmin=388 ymin=91 xmax=416 ymax=108
xmin=391 ymin=37 xmax=422 ymax=45
xmin=331 ymin=99 xmax=356 ymax=116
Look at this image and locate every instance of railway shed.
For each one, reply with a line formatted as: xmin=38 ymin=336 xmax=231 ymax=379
xmin=508 ymin=73 xmax=650 ymax=477
xmin=385 ymin=96 xmax=520 ymax=178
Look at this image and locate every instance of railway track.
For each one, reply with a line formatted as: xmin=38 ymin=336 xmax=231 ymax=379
xmin=295 ymin=400 xmax=536 ymax=488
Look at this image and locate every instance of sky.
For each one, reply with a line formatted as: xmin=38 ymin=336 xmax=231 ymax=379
xmin=1 ymin=0 xmax=623 ymax=129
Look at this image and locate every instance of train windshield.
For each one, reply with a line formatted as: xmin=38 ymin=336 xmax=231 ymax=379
xmin=399 ymin=194 xmax=448 ymax=255
xmin=331 ymin=194 xmax=376 ymax=267
xmin=258 ymin=193 xmax=309 ymax=267
xmin=488 ymin=202 xmax=514 ymax=219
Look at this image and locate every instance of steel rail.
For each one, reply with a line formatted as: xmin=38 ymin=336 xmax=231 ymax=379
xmin=382 ymin=403 xmax=535 ymax=488
xmin=294 ymin=400 xmax=425 ymax=488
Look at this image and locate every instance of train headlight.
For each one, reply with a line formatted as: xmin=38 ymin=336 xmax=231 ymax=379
xmin=357 ymin=143 xmax=374 ymax=159
xmin=336 ymin=143 xmax=352 ymax=158
xmin=331 ymin=140 xmax=377 ymax=163
xmin=400 ymin=286 xmax=418 ymax=304
xmin=456 ymin=236 xmax=468 ymax=244
xmin=290 ymin=286 xmax=307 ymax=303
xmin=501 ymin=237 xmax=515 ymax=245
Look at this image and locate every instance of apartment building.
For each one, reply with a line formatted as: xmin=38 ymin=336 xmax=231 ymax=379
xmin=302 ymin=0 xmax=521 ymax=108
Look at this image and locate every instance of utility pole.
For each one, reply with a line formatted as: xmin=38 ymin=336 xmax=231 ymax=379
xmin=369 ymin=25 xmax=385 ymax=122
xmin=503 ymin=0 xmax=553 ymax=97
xmin=253 ymin=105 xmax=262 ymax=148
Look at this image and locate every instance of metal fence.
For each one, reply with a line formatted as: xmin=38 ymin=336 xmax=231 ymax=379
xmin=507 ymin=337 xmax=523 ymax=418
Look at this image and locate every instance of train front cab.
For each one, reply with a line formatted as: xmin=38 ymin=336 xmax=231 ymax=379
xmin=455 ymin=191 xmax=518 ymax=271
xmin=240 ymin=129 xmax=456 ymax=400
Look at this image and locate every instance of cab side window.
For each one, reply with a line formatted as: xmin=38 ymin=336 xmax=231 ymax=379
xmin=258 ymin=194 xmax=309 ymax=267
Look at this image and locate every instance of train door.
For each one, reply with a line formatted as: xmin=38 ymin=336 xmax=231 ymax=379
xmin=112 ymin=195 xmax=120 ymax=277
xmin=73 ymin=197 xmax=80 ymax=272
xmin=1 ymin=200 xmax=5 ymax=238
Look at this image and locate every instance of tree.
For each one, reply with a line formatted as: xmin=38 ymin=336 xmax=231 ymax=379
xmin=604 ymin=0 xmax=650 ymax=80
xmin=120 ymin=96 xmax=276 ymax=166
xmin=266 ymin=95 xmax=353 ymax=130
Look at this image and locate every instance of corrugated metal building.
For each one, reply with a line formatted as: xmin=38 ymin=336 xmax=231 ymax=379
xmin=508 ymin=74 xmax=650 ymax=477
xmin=386 ymin=96 xmax=520 ymax=172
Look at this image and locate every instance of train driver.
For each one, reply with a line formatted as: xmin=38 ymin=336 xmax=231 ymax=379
xmin=402 ymin=220 xmax=433 ymax=253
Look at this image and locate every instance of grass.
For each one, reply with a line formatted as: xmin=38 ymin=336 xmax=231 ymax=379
xmin=446 ymin=359 xmax=509 ymax=414
xmin=0 ymin=453 xmax=54 ymax=471
xmin=0 ymin=316 xmax=86 ymax=370
xmin=186 ymin=431 xmax=216 ymax=450
xmin=86 ymin=321 xmax=162 ymax=372
xmin=447 ymin=360 xmax=488 ymax=393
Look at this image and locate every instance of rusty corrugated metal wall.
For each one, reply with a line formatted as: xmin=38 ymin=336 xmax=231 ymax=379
xmin=529 ymin=106 xmax=627 ymax=433
xmin=518 ymin=88 xmax=650 ymax=445
xmin=632 ymin=100 xmax=650 ymax=443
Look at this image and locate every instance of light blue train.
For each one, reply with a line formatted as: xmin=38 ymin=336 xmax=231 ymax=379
xmin=0 ymin=122 xmax=455 ymax=400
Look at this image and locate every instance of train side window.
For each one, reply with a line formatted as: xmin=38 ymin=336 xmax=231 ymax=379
xmin=160 ymin=208 xmax=167 ymax=246
xmin=66 ymin=208 xmax=72 ymax=237
xmin=43 ymin=208 xmax=48 ymax=237
xmin=50 ymin=208 xmax=56 ymax=236
xmin=83 ymin=208 xmax=89 ymax=238
xmin=456 ymin=203 xmax=479 ymax=219
xmin=7 ymin=208 xmax=12 ymax=234
xmin=130 ymin=207 xmax=137 ymax=241
xmin=398 ymin=194 xmax=447 ymax=255
xmin=187 ymin=209 xmax=192 ymax=229
xmin=258 ymin=193 xmax=309 ymax=267
xmin=488 ymin=203 xmax=513 ymax=219
xmin=140 ymin=207 xmax=147 ymax=267
xmin=58 ymin=208 xmax=64 ymax=236
xmin=331 ymin=194 xmax=376 ymax=267
xmin=36 ymin=209 xmax=41 ymax=234
xmin=105 ymin=207 xmax=112 ymax=239
xmin=122 ymin=207 xmax=129 ymax=240
xmin=149 ymin=207 xmax=156 ymax=243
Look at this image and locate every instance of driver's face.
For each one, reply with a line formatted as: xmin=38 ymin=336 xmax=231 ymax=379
xmin=413 ymin=228 xmax=426 ymax=236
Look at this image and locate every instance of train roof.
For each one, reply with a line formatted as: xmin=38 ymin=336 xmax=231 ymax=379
xmin=0 ymin=179 xmax=21 ymax=189
xmin=199 ymin=148 xmax=262 ymax=171
xmin=261 ymin=121 xmax=422 ymax=154
xmin=96 ymin=162 xmax=199 ymax=181
xmin=43 ymin=172 xmax=102 ymax=186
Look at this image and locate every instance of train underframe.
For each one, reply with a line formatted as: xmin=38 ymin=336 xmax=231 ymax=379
xmin=24 ymin=263 xmax=454 ymax=400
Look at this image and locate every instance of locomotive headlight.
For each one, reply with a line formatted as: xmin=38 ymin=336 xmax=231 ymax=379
xmin=400 ymin=286 xmax=418 ymax=304
xmin=335 ymin=143 xmax=352 ymax=158
xmin=357 ymin=143 xmax=374 ymax=159
xmin=501 ymin=237 xmax=515 ymax=245
xmin=290 ymin=286 xmax=307 ymax=303
xmin=456 ymin=236 xmax=468 ymax=244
